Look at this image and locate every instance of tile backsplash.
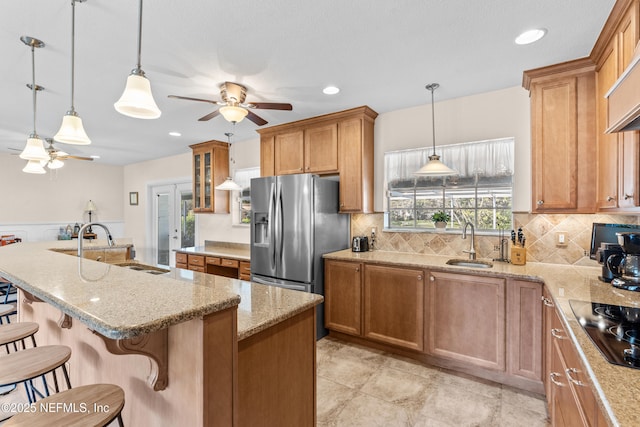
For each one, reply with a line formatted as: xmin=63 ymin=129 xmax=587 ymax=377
xmin=350 ymin=213 xmax=640 ymax=266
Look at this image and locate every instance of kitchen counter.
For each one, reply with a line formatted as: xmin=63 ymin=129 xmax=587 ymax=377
xmin=324 ymin=249 xmax=640 ymax=427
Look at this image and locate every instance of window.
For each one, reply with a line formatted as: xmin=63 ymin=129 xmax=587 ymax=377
xmin=385 ymin=138 xmax=514 ymax=232
xmin=233 ymin=167 xmax=260 ymax=225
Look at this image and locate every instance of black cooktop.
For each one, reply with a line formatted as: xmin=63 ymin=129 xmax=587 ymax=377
xmin=569 ymin=300 xmax=640 ymax=369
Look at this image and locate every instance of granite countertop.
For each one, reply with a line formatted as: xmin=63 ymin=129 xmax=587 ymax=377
xmin=165 ymin=268 xmax=322 ymax=340
xmin=0 ymin=240 xmax=242 ymax=340
xmin=176 ymin=241 xmax=250 ymax=261
xmin=324 ymin=249 xmax=640 ymax=427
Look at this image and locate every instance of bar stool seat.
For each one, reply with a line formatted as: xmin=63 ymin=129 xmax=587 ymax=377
xmin=0 ymin=322 xmax=38 ymax=349
xmin=0 ymin=304 xmax=16 ymax=324
xmin=0 ymin=345 xmax=71 ymax=402
xmin=3 ymin=384 xmax=125 ymax=427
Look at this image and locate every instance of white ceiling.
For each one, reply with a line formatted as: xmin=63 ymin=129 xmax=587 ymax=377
xmin=0 ymin=0 xmax=615 ymax=166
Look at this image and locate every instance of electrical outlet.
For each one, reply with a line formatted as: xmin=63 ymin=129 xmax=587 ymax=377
xmin=494 ymin=245 xmax=501 ymax=251
xmin=556 ymin=231 xmax=568 ymax=247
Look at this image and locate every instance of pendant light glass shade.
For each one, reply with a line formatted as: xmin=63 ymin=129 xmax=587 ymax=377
xmin=54 ymin=113 xmax=90 ymax=145
xmin=219 ymin=106 xmax=248 ymax=123
xmin=114 ymin=0 xmax=161 ymax=119
xmin=215 ymin=177 xmax=243 ymax=191
xmin=23 ymin=159 xmax=46 ymax=174
xmin=46 ymin=158 xmax=65 ymax=169
xmin=55 ymin=0 xmax=90 ymax=145
xmin=415 ymin=83 xmax=457 ymax=177
xmin=114 ymin=73 xmax=161 ymax=119
xmin=20 ymin=136 xmax=49 ymax=161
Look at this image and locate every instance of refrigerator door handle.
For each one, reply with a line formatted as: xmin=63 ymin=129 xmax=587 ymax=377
xmin=268 ymin=182 xmax=276 ymax=271
xmin=275 ymin=181 xmax=284 ymax=265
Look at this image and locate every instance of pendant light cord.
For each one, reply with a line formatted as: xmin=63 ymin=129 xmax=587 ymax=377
xmin=136 ymin=0 xmax=143 ymax=71
xmin=427 ymin=84 xmax=439 ymax=156
xmin=31 ymin=44 xmax=37 ymax=135
xmin=69 ymin=0 xmax=76 ymax=113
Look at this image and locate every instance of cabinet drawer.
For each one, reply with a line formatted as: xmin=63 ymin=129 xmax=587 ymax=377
xmin=188 ymin=255 xmax=205 ymax=267
xmin=221 ymin=258 xmax=239 ymax=268
xmin=190 ymin=265 xmax=206 ymax=273
xmin=206 ymin=256 xmax=222 ymax=265
xmin=240 ymin=261 xmax=251 ymax=274
xmin=239 ymin=273 xmax=251 ymax=281
xmin=176 ymin=262 xmax=188 ymax=270
xmin=176 ymin=252 xmax=188 ymax=264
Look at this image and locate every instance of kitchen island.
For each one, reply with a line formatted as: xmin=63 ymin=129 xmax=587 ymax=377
xmin=324 ymin=249 xmax=640 ymax=427
xmin=0 ymin=240 xmax=321 ymax=426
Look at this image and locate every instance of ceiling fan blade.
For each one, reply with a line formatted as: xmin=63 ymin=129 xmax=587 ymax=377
xmin=248 ymin=102 xmax=293 ymax=111
xmin=246 ymin=110 xmax=268 ymax=126
xmin=168 ymin=95 xmax=220 ymax=105
xmin=8 ymin=147 xmax=21 ymax=152
xmin=60 ymin=155 xmax=94 ymax=161
xmin=198 ymin=110 xmax=221 ymax=121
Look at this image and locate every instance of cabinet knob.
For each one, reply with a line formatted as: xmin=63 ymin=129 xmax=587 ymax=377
xmin=607 ymin=195 xmax=615 ymax=202
xmin=549 ymin=372 xmax=563 ymax=387
xmin=536 ymin=200 xmax=544 ymax=206
xmin=541 ymin=296 xmax=554 ymax=307
xmin=417 ymin=275 xmax=422 ymax=281
xmin=625 ymin=194 xmax=634 ymax=200
xmin=355 ymin=267 xmax=360 ymax=272
xmin=565 ymin=368 xmax=585 ymax=387
xmin=430 ymin=276 xmax=435 ymax=282
xmin=551 ymin=328 xmax=564 ymax=340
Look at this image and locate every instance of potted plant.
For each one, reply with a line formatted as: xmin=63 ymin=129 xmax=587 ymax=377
xmin=431 ymin=211 xmax=450 ymax=229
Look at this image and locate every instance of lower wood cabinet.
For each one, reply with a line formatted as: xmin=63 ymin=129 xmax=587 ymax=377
xmin=428 ymin=271 xmax=505 ymax=371
xmin=324 ymin=260 xmax=362 ymax=336
xmin=174 ymin=251 xmax=249 ymax=279
xmin=363 ymin=264 xmax=424 ymax=351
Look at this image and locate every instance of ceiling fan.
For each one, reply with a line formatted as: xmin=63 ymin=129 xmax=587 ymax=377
xmin=168 ymin=81 xmax=293 ymax=126
xmin=10 ymin=138 xmax=93 ymax=169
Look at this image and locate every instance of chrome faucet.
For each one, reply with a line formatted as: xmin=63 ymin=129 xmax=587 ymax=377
xmin=462 ymin=222 xmax=476 ymax=260
xmin=77 ymin=223 xmax=115 ymax=258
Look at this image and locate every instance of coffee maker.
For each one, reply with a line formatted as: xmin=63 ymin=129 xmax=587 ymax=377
xmin=598 ymin=242 xmax=624 ymax=282
xmin=607 ymin=232 xmax=640 ymax=291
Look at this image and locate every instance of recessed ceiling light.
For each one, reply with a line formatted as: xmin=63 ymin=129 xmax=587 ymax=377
xmin=515 ymin=29 xmax=547 ymax=45
xmin=169 ymin=131 xmax=182 ymax=137
xmin=323 ymin=86 xmax=340 ymax=95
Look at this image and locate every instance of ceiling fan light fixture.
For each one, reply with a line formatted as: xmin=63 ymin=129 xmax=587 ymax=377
xmin=47 ymin=158 xmax=65 ymax=169
xmin=219 ymin=105 xmax=248 ymax=123
xmin=114 ymin=72 xmax=161 ymax=119
xmin=23 ymin=159 xmax=46 ymax=174
xmin=415 ymin=83 xmax=458 ymax=177
xmin=54 ymin=112 xmax=91 ymax=145
xmin=19 ymin=136 xmax=49 ymax=161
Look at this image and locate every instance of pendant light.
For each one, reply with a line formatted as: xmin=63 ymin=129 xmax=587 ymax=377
xmin=114 ymin=0 xmax=161 ymax=119
xmin=19 ymin=36 xmax=48 ymax=171
xmin=54 ymin=0 xmax=91 ymax=145
xmin=215 ymin=133 xmax=243 ymax=191
xmin=415 ymin=83 xmax=457 ymax=176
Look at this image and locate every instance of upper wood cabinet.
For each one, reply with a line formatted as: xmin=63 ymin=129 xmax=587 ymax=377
xmin=257 ymin=106 xmax=378 ymax=213
xmin=189 ymin=140 xmax=230 ymax=214
xmin=593 ymin=0 xmax=640 ymax=210
xmin=523 ymin=59 xmax=597 ymax=213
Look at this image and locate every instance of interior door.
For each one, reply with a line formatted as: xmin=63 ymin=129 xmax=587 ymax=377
xmin=152 ymin=182 xmax=194 ymax=268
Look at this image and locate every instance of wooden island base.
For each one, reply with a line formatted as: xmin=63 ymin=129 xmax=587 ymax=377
xmin=18 ymin=292 xmax=317 ymax=427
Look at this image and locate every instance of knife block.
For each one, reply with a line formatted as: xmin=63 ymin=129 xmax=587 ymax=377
xmin=511 ymin=247 xmax=526 ymax=265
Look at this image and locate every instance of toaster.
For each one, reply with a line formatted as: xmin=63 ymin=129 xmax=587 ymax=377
xmin=352 ymin=236 xmax=369 ymax=252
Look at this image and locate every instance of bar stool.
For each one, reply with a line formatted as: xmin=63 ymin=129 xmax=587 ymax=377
xmin=3 ymin=383 xmax=125 ymax=427
xmin=0 ymin=345 xmax=71 ymax=403
xmin=0 ymin=303 xmax=16 ymax=325
xmin=0 ymin=321 xmax=38 ymax=354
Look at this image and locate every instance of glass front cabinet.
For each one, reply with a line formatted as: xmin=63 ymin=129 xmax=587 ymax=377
xmin=190 ymin=140 xmax=230 ymax=213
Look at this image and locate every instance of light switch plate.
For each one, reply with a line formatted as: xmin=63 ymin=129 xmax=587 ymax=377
xmin=556 ymin=231 xmax=568 ymax=247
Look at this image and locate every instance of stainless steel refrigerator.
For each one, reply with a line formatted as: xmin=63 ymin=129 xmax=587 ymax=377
xmin=250 ymin=174 xmax=350 ymax=337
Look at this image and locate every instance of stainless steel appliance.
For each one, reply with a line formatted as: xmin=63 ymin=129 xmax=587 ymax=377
xmin=250 ymin=174 xmax=350 ymax=337
xmin=608 ymin=232 xmax=640 ymax=291
xmin=570 ymin=300 xmax=640 ymax=369
xmin=352 ymin=236 xmax=369 ymax=252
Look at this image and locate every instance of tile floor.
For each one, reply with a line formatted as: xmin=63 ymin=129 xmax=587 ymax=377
xmin=317 ymin=336 xmax=550 ymax=427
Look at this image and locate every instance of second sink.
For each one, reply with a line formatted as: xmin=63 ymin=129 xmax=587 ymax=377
xmin=446 ymin=259 xmax=493 ymax=269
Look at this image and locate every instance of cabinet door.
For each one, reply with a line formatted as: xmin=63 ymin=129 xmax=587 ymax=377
xmin=550 ymin=337 xmax=584 ymax=427
xmin=363 ymin=264 xmax=424 ymax=351
xmin=324 ymin=260 xmax=362 ymax=336
xmin=304 ymin=123 xmax=339 ymax=173
xmin=274 ymin=130 xmax=305 ymax=175
xmin=338 ymin=118 xmax=365 ymax=212
xmin=191 ymin=141 xmax=229 ymax=213
xmin=260 ymin=136 xmax=275 ymax=177
xmin=531 ymin=77 xmax=579 ymax=210
xmin=212 ymin=145 xmax=230 ymax=213
xmin=597 ymin=41 xmax=620 ymax=209
xmin=506 ymin=280 xmax=542 ymax=382
xmin=428 ymin=271 xmax=505 ymax=370
xmin=541 ymin=288 xmax=555 ymax=407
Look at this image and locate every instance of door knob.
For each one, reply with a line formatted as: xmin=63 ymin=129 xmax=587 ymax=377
xmin=536 ymin=200 xmax=544 ymax=206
